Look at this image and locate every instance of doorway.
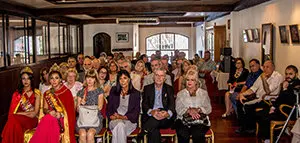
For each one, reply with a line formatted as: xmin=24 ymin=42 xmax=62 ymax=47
xmin=93 ymin=33 xmax=111 ymax=58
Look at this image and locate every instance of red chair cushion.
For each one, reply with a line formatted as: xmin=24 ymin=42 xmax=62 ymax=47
xmin=160 ymin=128 xmax=176 ymax=135
xmin=205 ymin=129 xmax=212 ymax=136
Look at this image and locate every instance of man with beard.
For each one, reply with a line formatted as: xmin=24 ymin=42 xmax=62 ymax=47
xmin=257 ymin=65 xmax=300 ymax=143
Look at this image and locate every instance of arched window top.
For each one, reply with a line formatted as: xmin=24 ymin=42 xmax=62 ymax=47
xmin=146 ymin=33 xmax=189 ymax=59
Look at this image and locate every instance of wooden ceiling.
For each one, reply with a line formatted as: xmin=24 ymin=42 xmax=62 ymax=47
xmin=1 ymin=0 xmax=271 ymax=25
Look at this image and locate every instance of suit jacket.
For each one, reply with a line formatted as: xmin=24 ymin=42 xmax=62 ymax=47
xmin=142 ymin=83 xmax=176 ymax=122
xmin=107 ymin=86 xmax=141 ymax=123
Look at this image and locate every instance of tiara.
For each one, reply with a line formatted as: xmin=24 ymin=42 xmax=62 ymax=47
xmin=20 ymin=66 xmax=33 ymax=74
xmin=49 ymin=63 xmax=61 ymax=73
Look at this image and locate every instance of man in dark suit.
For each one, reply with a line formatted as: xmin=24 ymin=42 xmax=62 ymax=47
xmin=138 ymin=68 xmax=176 ymax=143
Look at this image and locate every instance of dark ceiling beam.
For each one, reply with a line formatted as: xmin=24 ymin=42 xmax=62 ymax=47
xmin=80 ymin=17 xmax=204 ymax=24
xmin=47 ymin=0 xmax=208 ymax=4
xmin=0 ymin=0 xmax=34 ymax=16
xmin=89 ymin=12 xmax=185 ymax=18
xmin=139 ymin=23 xmax=193 ymax=28
xmin=80 ymin=19 xmax=117 ymax=24
xmin=36 ymin=4 xmax=234 ymax=16
xmin=160 ymin=17 xmax=204 ymax=23
xmin=234 ymin=0 xmax=272 ymax=11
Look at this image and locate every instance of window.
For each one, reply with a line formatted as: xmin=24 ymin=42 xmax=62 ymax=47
xmin=36 ymin=20 xmax=49 ymax=61
xmin=146 ymin=33 xmax=189 ymax=60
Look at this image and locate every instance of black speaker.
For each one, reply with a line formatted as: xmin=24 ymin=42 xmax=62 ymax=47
xmin=221 ymin=47 xmax=232 ymax=56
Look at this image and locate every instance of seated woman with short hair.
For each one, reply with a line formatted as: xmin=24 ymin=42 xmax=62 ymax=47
xmin=107 ymin=70 xmax=141 ymax=143
xmin=175 ymin=69 xmax=212 ymax=143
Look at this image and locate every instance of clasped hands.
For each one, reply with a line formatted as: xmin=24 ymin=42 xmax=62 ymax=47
xmin=187 ymin=107 xmax=201 ymax=120
xmin=110 ymin=113 xmax=128 ymax=120
xmin=151 ymin=109 xmax=169 ymax=120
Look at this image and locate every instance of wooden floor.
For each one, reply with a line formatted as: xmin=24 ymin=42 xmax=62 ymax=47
xmin=209 ymin=97 xmax=258 ymax=143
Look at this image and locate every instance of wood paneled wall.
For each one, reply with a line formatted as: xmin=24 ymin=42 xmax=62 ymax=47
xmin=0 ymin=57 xmax=68 ymax=136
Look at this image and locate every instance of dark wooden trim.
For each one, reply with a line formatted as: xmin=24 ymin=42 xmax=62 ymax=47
xmin=2 ymin=14 xmax=6 ymax=67
xmin=47 ymin=21 xmax=51 ymax=59
xmin=234 ymin=0 xmax=272 ymax=11
xmin=139 ymin=23 xmax=192 ymax=28
xmin=89 ymin=12 xmax=185 ymax=18
xmin=160 ymin=17 xmax=204 ymax=23
xmin=36 ymin=4 xmax=234 ymax=16
xmin=46 ymin=0 xmax=204 ymax=4
xmin=79 ymin=25 xmax=84 ymax=53
xmin=32 ymin=18 xmax=36 ymax=63
xmin=0 ymin=1 xmax=34 ymax=16
xmin=81 ymin=19 xmax=116 ymax=24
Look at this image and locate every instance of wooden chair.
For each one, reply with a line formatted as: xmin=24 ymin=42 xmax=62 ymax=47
xmin=106 ymin=114 xmax=142 ymax=143
xmin=270 ymin=104 xmax=295 ymax=143
xmin=205 ymin=129 xmax=215 ymax=143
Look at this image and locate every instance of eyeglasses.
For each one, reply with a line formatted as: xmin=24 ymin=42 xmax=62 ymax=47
xmin=100 ymin=71 xmax=107 ymax=74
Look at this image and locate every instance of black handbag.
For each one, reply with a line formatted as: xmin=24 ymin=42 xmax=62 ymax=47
xmin=182 ymin=112 xmax=209 ymax=127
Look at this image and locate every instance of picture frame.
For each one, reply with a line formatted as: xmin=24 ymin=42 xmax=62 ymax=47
xmin=289 ymin=25 xmax=300 ymax=43
xmin=116 ymin=32 xmax=129 ymax=43
xmin=253 ymin=28 xmax=260 ymax=43
xmin=247 ymin=29 xmax=254 ymax=42
xmin=279 ymin=25 xmax=288 ymax=43
xmin=261 ymin=23 xmax=273 ymax=64
xmin=242 ymin=30 xmax=249 ymax=43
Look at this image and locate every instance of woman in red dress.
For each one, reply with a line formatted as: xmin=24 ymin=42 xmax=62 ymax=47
xmin=1 ymin=67 xmax=41 ymax=143
xmin=29 ymin=63 xmax=76 ymax=143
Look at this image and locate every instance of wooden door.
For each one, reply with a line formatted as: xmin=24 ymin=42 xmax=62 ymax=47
xmin=214 ymin=26 xmax=226 ymax=62
xmin=93 ymin=33 xmax=111 ymax=58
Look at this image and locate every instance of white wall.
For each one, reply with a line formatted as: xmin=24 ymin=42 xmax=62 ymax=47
xmin=84 ymin=24 xmax=134 ymax=56
xmin=204 ymin=0 xmax=300 ymax=75
xmin=139 ymin=26 xmax=196 ymax=59
xmin=196 ymin=24 xmax=205 ymax=57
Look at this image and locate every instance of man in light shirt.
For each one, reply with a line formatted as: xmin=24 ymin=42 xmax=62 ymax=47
xmin=143 ymin=59 xmax=172 ymax=87
xmin=236 ymin=60 xmax=283 ymax=134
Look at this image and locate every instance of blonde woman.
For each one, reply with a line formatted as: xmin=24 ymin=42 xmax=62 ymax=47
xmin=64 ymin=68 xmax=83 ymax=106
xmin=76 ymin=69 xmax=104 ymax=143
xmin=175 ymin=69 xmax=211 ymax=143
xmin=59 ymin=62 xmax=68 ymax=81
xmin=175 ymin=59 xmax=191 ymax=95
xmin=131 ymin=60 xmax=148 ymax=91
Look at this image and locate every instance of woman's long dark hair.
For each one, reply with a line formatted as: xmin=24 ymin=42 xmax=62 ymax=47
xmin=115 ymin=70 xmax=135 ymax=94
xmin=18 ymin=72 xmax=34 ymax=94
xmin=98 ymin=66 xmax=109 ymax=82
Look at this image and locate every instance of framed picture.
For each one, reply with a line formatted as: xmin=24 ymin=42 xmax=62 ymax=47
xmin=261 ymin=23 xmax=273 ymax=64
xmin=289 ymin=25 xmax=300 ymax=43
xmin=242 ymin=30 xmax=249 ymax=43
xmin=247 ymin=29 xmax=254 ymax=42
xmin=116 ymin=32 xmax=129 ymax=43
xmin=253 ymin=28 xmax=260 ymax=43
xmin=279 ymin=25 xmax=288 ymax=43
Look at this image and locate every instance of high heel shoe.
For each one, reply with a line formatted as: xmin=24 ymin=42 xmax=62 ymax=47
xmin=221 ymin=113 xmax=230 ymax=118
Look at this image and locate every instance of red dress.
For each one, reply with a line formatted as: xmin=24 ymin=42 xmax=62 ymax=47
xmin=29 ymin=85 xmax=76 ymax=143
xmin=1 ymin=90 xmax=39 ymax=143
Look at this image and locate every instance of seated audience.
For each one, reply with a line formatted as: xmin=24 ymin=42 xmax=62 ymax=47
xmin=138 ymin=68 xmax=175 ymax=143
xmin=107 ymin=70 xmax=141 ymax=143
xmin=143 ymin=59 xmax=172 ymax=87
xmin=108 ymin=60 xmax=119 ymax=87
xmin=222 ymin=58 xmax=249 ymax=118
xmin=231 ymin=59 xmax=262 ymax=117
xmin=98 ymin=66 xmax=111 ymax=98
xmin=64 ymin=68 xmax=83 ymax=106
xmin=175 ymin=69 xmax=211 ymax=143
xmin=236 ymin=60 xmax=283 ymax=134
xmin=257 ymin=65 xmax=300 ymax=142
xmin=76 ymin=69 xmax=104 ymax=143
xmin=39 ymin=67 xmax=51 ymax=95
xmin=29 ymin=64 xmax=76 ymax=143
xmin=1 ymin=67 xmax=41 ymax=143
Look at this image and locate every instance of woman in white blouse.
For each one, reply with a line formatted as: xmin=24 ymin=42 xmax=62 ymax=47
xmin=64 ymin=68 xmax=83 ymax=106
xmin=175 ymin=69 xmax=211 ymax=143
